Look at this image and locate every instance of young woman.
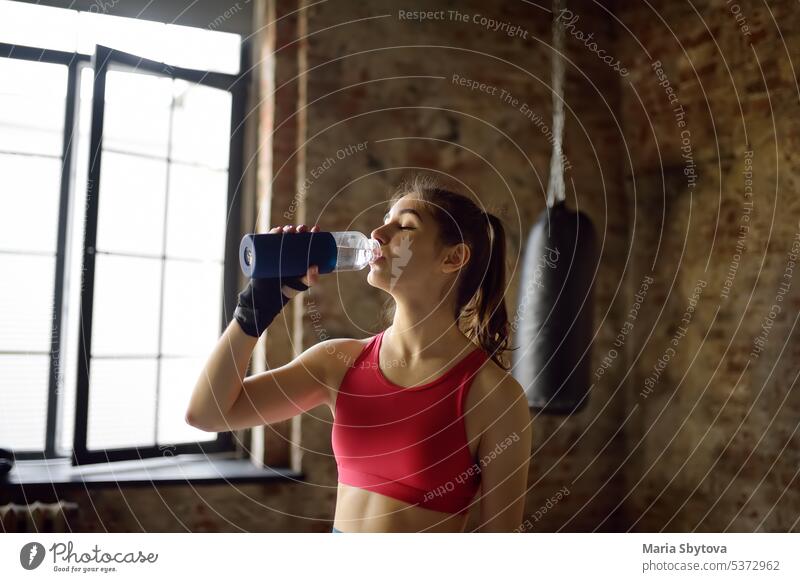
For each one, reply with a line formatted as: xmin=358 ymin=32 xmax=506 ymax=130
xmin=185 ymin=175 xmax=532 ymax=533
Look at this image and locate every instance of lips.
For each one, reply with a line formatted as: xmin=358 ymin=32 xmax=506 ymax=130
xmin=370 ymin=255 xmax=386 ymax=264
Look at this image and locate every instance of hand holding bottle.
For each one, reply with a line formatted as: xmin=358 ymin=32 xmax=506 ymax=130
xmin=233 ymin=224 xmax=321 ymax=338
xmin=273 ymin=224 xmax=321 ymax=299
xmin=239 ymin=228 xmax=381 ymax=279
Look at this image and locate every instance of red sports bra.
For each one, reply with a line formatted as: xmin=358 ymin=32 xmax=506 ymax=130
xmin=331 ymin=329 xmax=488 ymax=515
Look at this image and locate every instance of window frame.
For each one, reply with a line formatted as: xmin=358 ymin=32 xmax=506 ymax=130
xmin=1 ymin=42 xmax=89 ymax=460
xmin=0 ymin=40 xmax=248 ymax=465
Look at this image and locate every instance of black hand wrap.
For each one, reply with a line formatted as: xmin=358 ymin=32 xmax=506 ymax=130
xmin=233 ymin=275 xmax=310 ymax=338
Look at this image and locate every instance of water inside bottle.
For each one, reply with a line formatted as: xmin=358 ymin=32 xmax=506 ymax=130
xmin=335 ymin=245 xmax=368 ymax=271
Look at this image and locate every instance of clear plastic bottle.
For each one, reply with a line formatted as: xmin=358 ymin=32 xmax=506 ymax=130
xmin=239 ymin=230 xmax=382 ymax=279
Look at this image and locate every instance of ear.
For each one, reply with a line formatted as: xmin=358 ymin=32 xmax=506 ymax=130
xmin=441 ymin=242 xmax=470 ymax=274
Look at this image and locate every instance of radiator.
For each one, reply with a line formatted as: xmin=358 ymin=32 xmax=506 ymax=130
xmin=0 ymin=500 xmax=78 ymax=533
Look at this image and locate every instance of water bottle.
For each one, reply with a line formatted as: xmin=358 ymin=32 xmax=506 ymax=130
xmin=239 ymin=231 xmax=382 ymax=278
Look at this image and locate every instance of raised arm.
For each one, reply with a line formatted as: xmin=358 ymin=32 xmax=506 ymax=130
xmin=184 ymin=318 xmax=259 ymax=431
xmin=185 ymin=223 xmax=323 ymax=432
xmin=187 ymin=332 xmax=340 ymax=432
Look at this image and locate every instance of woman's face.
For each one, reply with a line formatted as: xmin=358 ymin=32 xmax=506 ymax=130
xmin=367 ymin=195 xmax=466 ymax=296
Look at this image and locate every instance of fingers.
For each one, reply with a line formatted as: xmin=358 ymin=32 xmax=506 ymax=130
xmin=271 ymin=223 xmax=320 ymax=233
xmin=302 ymin=265 xmax=319 ymax=286
xmin=269 ymin=224 xmax=321 ymax=293
xmin=284 ymin=265 xmax=318 ymax=297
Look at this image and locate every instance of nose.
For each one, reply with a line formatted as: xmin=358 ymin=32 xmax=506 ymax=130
xmin=370 ymin=225 xmax=388 ymax=246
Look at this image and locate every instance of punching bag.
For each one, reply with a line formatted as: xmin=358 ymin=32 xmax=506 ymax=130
xmin=513 ymin=201 xmax=597 ymax=413
xmin=512 ymin=0 xmax=597 ymax=414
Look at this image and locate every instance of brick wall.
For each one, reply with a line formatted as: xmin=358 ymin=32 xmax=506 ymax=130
xmin=616 ymin=0 xmax=800 ymax=531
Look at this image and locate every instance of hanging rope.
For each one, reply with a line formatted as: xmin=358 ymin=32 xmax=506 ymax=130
xmin=546 ymin=0 xmax=567 ymax=208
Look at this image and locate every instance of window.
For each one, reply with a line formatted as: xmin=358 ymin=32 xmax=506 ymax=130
xmin=0 ymin=1 xmax=247 ymax=465
xmin=0 ymin=56 xmax=66 ymax=452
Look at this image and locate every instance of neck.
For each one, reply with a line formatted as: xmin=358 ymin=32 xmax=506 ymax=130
xmin=387 ymin=298 xmax=468 ymax=358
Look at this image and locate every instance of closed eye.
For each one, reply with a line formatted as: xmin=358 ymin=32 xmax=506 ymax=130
xmin=382 ymin=221 xmax=415 ymax=230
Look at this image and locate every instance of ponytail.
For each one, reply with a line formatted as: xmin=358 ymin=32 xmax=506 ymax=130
xmin=461 ymin=212 xmax=512 ymax=370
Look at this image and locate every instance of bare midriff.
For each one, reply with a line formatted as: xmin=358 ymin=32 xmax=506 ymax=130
xmin=333 ymin=483 xmax=471 ymax=532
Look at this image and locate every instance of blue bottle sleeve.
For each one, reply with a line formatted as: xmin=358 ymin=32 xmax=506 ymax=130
xmin=239 ymin=232 xmax=338 ymax=279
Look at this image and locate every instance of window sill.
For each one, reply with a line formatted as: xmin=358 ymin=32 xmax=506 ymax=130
xmin=2 ymin=453 xmax=303 ymax=488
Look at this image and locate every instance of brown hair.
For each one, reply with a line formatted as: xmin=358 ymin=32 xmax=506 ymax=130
xmin=379 ymin=174 xmax=513 ymax=371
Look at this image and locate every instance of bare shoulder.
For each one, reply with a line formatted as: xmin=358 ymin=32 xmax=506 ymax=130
xmin=303 ymin=336 xmax=371 ymax=410
xmin=473 ymin=356 xmax=525 ymax=402
xmin=466 ymin=356 xmax=529 ymax=434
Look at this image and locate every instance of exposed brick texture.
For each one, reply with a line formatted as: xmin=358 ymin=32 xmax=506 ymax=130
xmin=617 ymin=0 xmax=800 ymax=532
